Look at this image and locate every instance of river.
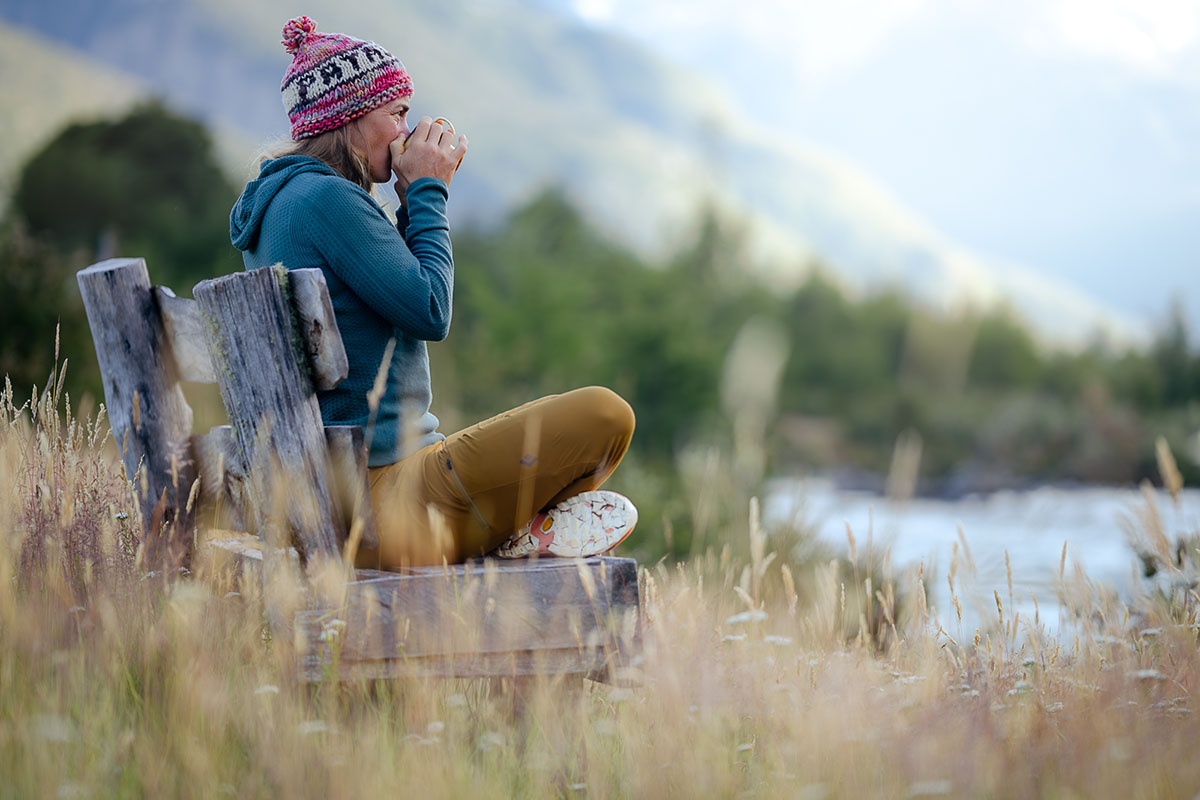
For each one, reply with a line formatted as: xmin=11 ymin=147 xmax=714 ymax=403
xmin=764 ymin=479 xmax=1200 ymax=636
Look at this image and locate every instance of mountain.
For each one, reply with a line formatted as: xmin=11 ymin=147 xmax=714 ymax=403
xmin=0 ymin=0 xmax=1144 ymax=344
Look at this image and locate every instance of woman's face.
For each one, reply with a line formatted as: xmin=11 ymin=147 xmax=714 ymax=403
xmin=350 ymin=96 xmax=411 ymax=184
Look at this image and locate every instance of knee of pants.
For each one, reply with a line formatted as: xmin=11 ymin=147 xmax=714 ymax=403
xmin=577 ymin=385 xmax=636 ymax=443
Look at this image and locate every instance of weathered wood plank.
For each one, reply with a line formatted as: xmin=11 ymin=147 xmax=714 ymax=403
xmin=191 ymin=425 xmax=247 ymax=531
xmin=325 ymin=425 xmax=378 ymax=551
xmin=154 ymin=287 xmax=216 ymax=384
xmin=288 ymin=268 xmax=349 ymax=391
xmin=193 ymin=265 xmax=344 ymax=564
xmin=190 ymin=424 xmax=374 ymax=550
xmin=296 ymin=557 xmax=641 ymax=681
xmin=77 ymin=258 xmax=196 ymax=569
xmin=299 ymin=648 xmax=613 ymax=682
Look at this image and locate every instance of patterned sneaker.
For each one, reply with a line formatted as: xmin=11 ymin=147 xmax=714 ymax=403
xmin=493 ymin=490 xmax=637 ymax=558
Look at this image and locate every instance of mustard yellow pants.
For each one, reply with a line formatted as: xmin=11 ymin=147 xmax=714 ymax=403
xmin=355 ymin=386 xmax=635 ymax=569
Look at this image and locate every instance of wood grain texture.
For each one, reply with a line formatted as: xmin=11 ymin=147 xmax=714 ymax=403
xmin=191 ymin=425 xmax=247 ymax=531
xmin=288 ymin=268 xmax=349 ymax=391
xmin=325 ymin=425 xmax=378 ymax=551
xmin=298 ymin=648 xmax=612 ymax=682
xmin=154 ymin=287 xmax=216 ymax=384
xmin=193 ymin=265 xmax=344 ymax=563
xmin=296 ymin=557 xmax=641 ymax=681
xmin=76 ymin=258 xmax=196 ymax=568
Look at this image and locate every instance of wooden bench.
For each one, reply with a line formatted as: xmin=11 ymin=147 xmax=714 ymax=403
xmin=76 ymin=258 xmax=641 ymax=683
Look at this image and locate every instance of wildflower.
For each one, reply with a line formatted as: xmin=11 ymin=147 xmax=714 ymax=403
xmin=905 ymin=780 xmax=952 ymax=797
xmin=592 ymin=719 xmax=619 ymax=737
xmin=608 ymin=688 xmax=634 ymax=703
xmin=319 ymin=618 xmax=346 ymax=642
xmin=477 ymin=731 xmax=506 ymax=751
xmin=31 ymin=714 xmax=75 ymax=743
xmin=56 ymin=783 xmax=86 ymax=799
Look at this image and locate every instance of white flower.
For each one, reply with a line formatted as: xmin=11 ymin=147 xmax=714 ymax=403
xmin=319 ymin=619 xmax=347 ymax=642
xmin=32 ymin=714 xmax=75 ymax=743
xmin=608 ymin=688 xmax=634 ymax=703
xmin=477 ymin=731 xmax=506 ymax=751
xmin=725 ymin=610 xmax=768 ymax=626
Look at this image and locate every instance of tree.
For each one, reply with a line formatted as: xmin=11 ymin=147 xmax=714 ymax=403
xmin=1151 ymin=300 xmax=1197 ymax=409
xmin=0 ymin=221 xmax=95 ymax=399
xmin=11 ymin=100 xmax=240 ymax=293
xmin=966 ymin=310 xmax=1043 ymax=389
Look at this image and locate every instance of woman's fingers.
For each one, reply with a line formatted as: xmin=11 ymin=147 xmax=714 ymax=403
xmin=409 ymin=115 xmax=433 ymax=144
xmin=395 ymin=117 xmax=467 ymax=184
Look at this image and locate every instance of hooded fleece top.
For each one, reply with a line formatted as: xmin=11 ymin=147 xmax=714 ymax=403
xmin=230 ymin=155 xmax=453 ymax=467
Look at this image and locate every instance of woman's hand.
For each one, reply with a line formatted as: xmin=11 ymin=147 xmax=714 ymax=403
xmin=391 ymin=116 xmax=468 ymax=200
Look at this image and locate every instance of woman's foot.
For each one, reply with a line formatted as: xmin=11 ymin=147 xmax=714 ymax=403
xmin=492 ymin=490 xmax=637 ymax=558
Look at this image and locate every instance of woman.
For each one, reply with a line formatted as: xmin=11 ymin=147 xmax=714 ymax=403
xmin=230 ymin=17 xmax=637 ymax=568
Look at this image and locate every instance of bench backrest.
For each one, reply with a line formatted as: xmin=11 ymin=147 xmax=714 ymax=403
xmin=77 ymin=258 xmax=376 ymax=571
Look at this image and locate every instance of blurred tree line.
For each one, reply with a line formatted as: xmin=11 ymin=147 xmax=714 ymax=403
xmin=2 ymin=104 xmax=1197 ymax=554
xmin=0 ymin=101 xmax=240 ymax=401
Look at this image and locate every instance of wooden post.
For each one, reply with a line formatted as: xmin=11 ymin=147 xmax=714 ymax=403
xmin=155 ymin=287 xmax=217 ymax=383
xmin=288 ymin=269 xmax=349 ymax=391
xmin=325 ymin=425 xmax=378 ymax=551
xmin=191 ymin=425 xmax=247 ymax=531
xmin=77 ymin=258 xmax=197 ymax=570
xmin=193 ymin=265 xmax=344 ymax=564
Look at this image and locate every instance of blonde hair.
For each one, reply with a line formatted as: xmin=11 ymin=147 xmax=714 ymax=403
xmin=272 ymin=124 xmax=374 ymax=192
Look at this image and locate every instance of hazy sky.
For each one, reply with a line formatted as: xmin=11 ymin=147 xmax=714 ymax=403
xmin=558 ymin=0 xmax=1200 ymax=337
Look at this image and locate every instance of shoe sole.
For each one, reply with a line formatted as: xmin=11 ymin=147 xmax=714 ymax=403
xmin=494 ymin=490 xmax=637 ymax=558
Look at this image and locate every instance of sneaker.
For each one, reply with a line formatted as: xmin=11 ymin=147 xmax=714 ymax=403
xmin=493 ymin=490 xmax=637 ymax=558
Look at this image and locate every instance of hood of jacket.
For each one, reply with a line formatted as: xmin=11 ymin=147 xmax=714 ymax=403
xmin=229 ymin=155 xmax=340 ymax=252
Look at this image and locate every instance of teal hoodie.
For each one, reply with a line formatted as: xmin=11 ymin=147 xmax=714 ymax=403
xmin=230 ymin=155 xmax=453 ymax=466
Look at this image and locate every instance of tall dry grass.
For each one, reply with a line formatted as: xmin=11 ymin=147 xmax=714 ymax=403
xmin=3 ymin=375 xmax=1200 ymax=799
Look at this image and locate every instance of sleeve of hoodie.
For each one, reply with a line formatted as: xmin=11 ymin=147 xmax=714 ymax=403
xmin=296 ymin=176 xmax=453 ymax=341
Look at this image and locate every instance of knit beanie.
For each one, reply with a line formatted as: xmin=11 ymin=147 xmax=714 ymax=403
xmin=280 ymin=16 xmax=413 ymax=140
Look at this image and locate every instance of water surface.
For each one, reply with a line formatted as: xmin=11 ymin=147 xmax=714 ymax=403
xmin=765 ymin=480 xmax=1200 ymax=636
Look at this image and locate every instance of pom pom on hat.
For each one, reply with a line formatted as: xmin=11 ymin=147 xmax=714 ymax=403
xmin=278 ymin=18 xmax=413 ymax=140
xmin=281 ymin=16 xmax=319 ymax=54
